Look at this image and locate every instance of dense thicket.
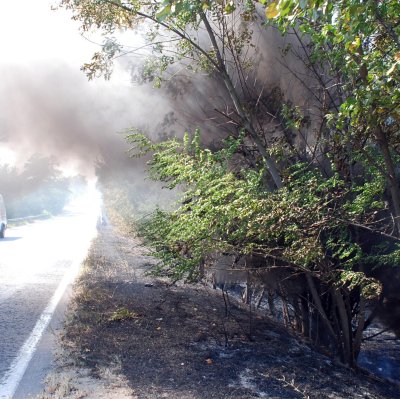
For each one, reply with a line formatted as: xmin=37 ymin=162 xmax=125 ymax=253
xmin=59 ymin=0 xmax=400 ymax=367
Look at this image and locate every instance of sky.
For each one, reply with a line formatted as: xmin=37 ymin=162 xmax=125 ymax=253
xmin=0 ymin=0 xmax=90 ymax=168
xmin=0 ymin=0 xmax=155 ymax=177
xmin=0 ymin=1 xmax=95 ymax=67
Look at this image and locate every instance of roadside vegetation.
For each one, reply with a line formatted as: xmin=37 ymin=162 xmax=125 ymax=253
xmin=0 ymin=156 xmax=74 ymax=219
xmin=59 ymin=0 xmax=400 ymax=369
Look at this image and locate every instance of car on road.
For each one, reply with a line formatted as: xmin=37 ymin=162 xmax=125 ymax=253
xmin=0 ymin=194 xmax=7 ymax=238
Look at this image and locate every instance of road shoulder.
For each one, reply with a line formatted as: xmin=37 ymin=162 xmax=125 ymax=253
xmin=37 ymin=225 xmax=400 ymax=399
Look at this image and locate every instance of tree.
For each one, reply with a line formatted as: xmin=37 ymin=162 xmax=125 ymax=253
xmin=261 ymin=1 xmax=400 ymax=364
xmin=59 ymin=0 xmax=400 ymax=367
xmin=0 ymin=156 xmax=71 ymax=218
xmin=59 ymin=0 xmax=285 ymax=187
xmin=265 ymin=0 xmax=400 ymax=233
xmin=130 ymin=128 xmax=397 ymax=366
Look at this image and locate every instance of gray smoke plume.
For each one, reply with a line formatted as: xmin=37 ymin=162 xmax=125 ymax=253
xmin=0 ymin=62 xmax=174 ymax=179
xmin=0 ymin=11 xmax=319 ymax=203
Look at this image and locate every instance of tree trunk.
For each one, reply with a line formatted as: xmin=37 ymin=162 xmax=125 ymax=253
xmin=267 ymin=289 xmax=276 ymax=316
xmin=374 ymin=126 xmax=400 ymax=235
xmin=300 ymin=296 xmax=310 ymax=337
xmin=353 ymin=294 xmax=366 ymax=362
xmin=332 ymin=288 xmax=353 ymax=366
xmin=305 ymin=273 xmax=337 ymax=340
xmin=200 ymin=13 xmax=283 ymax=189
xmin=281 ymin=296 xmax=290 ymax=328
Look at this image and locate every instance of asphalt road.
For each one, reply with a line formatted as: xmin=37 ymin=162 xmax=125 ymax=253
xmin=0 ymin=190 xmax=101 ymax=398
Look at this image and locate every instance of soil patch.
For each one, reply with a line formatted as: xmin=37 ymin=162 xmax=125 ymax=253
xmin=38 ymin=225 xmax=400 ymax=398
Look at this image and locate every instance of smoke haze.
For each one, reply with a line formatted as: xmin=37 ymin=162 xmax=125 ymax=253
xmin=0 ymin=62 xmax=174 ymax=178
xmin=0 ymin=2 xmax=318 ymax=203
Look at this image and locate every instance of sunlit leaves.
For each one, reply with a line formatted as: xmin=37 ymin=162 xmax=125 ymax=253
xmin=155 ymin=4 xmax=171 ymax=21
xmin=267 ymin=0 xmax=400 ymax=224
xmin=129 ymin=131 xmax=391 ymax=283
xmin=339 ymin=271 xmax=381 ymax=299
xmin=265 ymin=2 xmax=279 ymax=19
xmin=58 ymin=0 xmax=257 ymax=83
xmin=224 ymin=1 xmax=236 ymax=14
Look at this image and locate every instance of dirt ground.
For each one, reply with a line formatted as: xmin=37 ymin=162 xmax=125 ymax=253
xmin=37 ymin=225 xmax=400 ymax=399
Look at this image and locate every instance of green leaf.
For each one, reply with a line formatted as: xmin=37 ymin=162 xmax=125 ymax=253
xmin=299 ymin=0 xmax=307 ymax=10
xmin=224 ymin=1 xmax=236 ymax=14
xmin=387 ymin=62 xmax=399 ymax=76
xmin=156 ymin=4 xmax=171 ymax=21
xmin=265 ymin=2 xmax=279 ymax=19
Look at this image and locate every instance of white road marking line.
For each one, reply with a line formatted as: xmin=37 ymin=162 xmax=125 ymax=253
xmin=0 ymin=256 xmax=83 ymax=399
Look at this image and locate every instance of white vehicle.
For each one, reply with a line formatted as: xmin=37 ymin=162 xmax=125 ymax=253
xmin=0 ymin=194 xmax=7 ymax=238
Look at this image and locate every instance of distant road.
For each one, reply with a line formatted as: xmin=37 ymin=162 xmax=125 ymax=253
xmin=0 ymin=190 xmax=101 ymax=398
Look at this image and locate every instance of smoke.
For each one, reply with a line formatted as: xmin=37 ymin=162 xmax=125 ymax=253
xmin=0 ymin=62 xmax=174 ymax=179
xmin=0 ymin=6 xmax=319 ymax=207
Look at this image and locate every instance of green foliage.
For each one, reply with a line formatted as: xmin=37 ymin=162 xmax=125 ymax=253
xmin=338 ymin=270 xmax=381 ymax=299
xmin=59 ymin=0 xmax=400 ymax=366
xmin=108 ymin=307 xmax=139 ymax=322
xmin=101 ymin=183 xmax=137 ymax=234
xmin=366 ymin=245 xmax=400 ymax=269
xmin=266 ymin=0 xmax=400 ymax=152
xmin=59 ymin=0 xmax=256 ymax=81
xmin=0 ymin=156 xmax=71 ymax=219
xmin=131 ymin=132 xmax=390 ymax=285
xmin=99 ymin=167 xmax=177 ymax=235
xmin=263 ymin=0 xmax=400 ymax=276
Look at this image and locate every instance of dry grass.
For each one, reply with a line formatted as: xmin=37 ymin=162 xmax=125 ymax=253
xmin=37 ymin=367 xmax=135 ymax=399
xmin=38 ymin=225 xmax=400 ymax=399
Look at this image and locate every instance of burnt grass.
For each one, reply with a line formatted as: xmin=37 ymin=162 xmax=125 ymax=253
xmin=61 ymin=225 xmax=400 ymax=399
